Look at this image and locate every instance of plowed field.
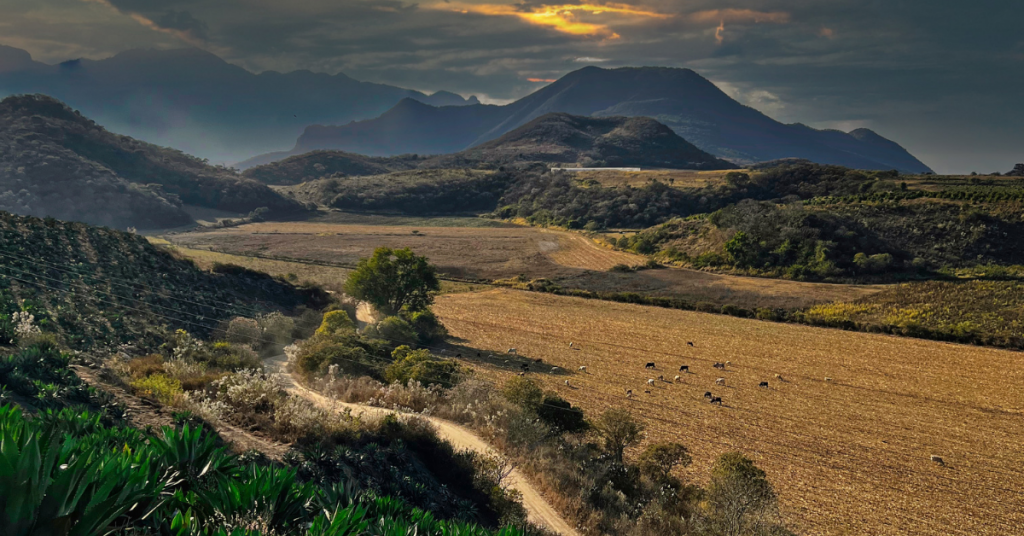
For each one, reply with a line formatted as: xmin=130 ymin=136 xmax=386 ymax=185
xmin=433 ymin=289 xmax=1024 ymax=536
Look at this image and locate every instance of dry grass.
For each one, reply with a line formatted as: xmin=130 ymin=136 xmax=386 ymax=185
xmin=433 ymin=288 xmax=1024 ymax=536
xmin=573 ymin=169 xmax=741 ymax=189
xmin=163 ymin=221 xmax=884 ymax=309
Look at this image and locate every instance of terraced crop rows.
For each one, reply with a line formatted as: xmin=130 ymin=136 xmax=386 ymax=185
xmin=433 ymin=289 xmax=1024 ymax=536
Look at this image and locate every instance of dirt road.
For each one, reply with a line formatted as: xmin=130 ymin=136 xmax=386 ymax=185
xmin=264 ymin=354 xmax=580 ymax=536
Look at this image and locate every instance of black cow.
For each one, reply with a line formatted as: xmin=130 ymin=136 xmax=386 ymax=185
xmin=520 ymin=363 xmax=530 ymax=372
xmin=710 ymin=397 xmax=723 ymax=406
xmin=713 ymin=362 xmax=725 ymax=370
xmin=687 ymin=342 xmax=695 ymax=347
xmin=759 ymin=381 xmax=769 ymax=389
xmin=703 ymin=391 xmax=713 ymax=399
xmin=645 ymin=362 xmax=656 ymax=369
xmin=679 ymin=365 xmax=689 ymax=373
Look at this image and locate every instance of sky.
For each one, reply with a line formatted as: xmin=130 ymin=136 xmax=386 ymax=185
xmin=3 ymin=0 xmax=1022 ymax=174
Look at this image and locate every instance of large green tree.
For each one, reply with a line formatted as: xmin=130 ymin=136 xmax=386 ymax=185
xmin=343 ymin=247 xmax=440 ymax=315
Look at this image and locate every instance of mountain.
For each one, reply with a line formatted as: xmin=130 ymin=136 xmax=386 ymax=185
xmin=265 ymin=66 xmax=931 ymax=173
xmin=0 ymin=45 xmax=477 ymax=164
xmin=0 ymin=94 xmax=304 ymax=229
xmin=241 ymin=150 xmax=422 ymax=185
xmin=434 ymin=113 xmax=735 ymax=169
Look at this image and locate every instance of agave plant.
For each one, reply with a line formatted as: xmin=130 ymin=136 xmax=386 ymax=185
xmin=0 ymin=404 xmax=166 ymax=536
xmin=197 ymin=464 xmax=315 ymax=532
xmin=148 ymin=424 xmax=240 ymax=493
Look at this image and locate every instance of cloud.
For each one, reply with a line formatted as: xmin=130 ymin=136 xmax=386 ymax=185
xmin=81 ymin=0 xmax=210 ymax=46
xmin=434 ymin=2 xmax=672 ymax=39
xmin=574 ymin=56 xmax=609 ymax=62
xmin=818 ymin=26 xmax=835 ymax=38
xmin=527 ymin=77 xmax=557 ymax=82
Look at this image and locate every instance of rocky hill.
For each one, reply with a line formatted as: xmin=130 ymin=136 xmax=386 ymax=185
xmin=443 ymin=113 xmax=735 ymax=169
xmin=0 ymin=94 xmax=305 ymax=229
xmin=263 ymin=66 xmax=931 ymax=173
xmin=241 ymin=150 xmax=422 ymax=185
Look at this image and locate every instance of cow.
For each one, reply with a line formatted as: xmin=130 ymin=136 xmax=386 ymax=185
xmin=647 ymin=378 xmax=656 ymax=387
xmin=564 ymin=380 xmax=571 ymax=387
xmin=508 ymin=348 xmax=517 ymax=355
xmin=715 ymin=378 xmax=725 ymax=386
xmin=758 ymin=381 xmax=769 ymax=389
xmin=930 ymin=455 xmax=945 ymax=466
xmin=713 ymin=362 xmax=725 ymax=370
xmin=726 ymin=361 xmax=732 ymax=366
xmin=674 ymin=375 xmax=682 ymax=382
xmin=569 ymin=342 xmax=574 ymax=348
xmin=774 ymin=373 xmax=783 ymax=381
xmin=825 ymin=377 xmax=834 ymax=383
xmin=687 ymin=342 xmax=695 ymax=347
xmin=657 ymin=375 xmax=664 ymax=381
xmin=679 ymin=365 xmax=689 ymax=373
xmin=710 ymin=397 xmax=723 ymax=406
xmin=520 ymin=363 xmax=530 ymax=372
xmin=578 ymin=366 xmax=587 ymax=373
xmin=626 ymin=389 xmax=633 ymax=398
xmin=645 ymin=362 xmax=656 ymax=369
xmin=704 ymin=391 xmax=713 ymax=399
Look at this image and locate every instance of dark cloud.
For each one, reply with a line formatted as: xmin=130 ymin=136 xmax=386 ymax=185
xmin=2 ymin=0 xmax=1021 ymax=172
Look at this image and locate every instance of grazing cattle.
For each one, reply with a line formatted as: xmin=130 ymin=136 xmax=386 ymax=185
xmin=657 ymin=375 xmax=664 ymax=381
xmin=645 ymin=362 xmax=656 ymax=369
xmin=726 ymin=361 xmax=732 ymax=366
xmin=520 ymin=364 xmax=530 ymax=372
xmin=551 ymin=366 xmax=560 ymax=371
xmin=508 ymin=348 xmax=517 ymax=355
xmin=687 ymin=342 xmax=694 ymax=347
xmin=713 ymin=362 xmax=725 ymax=370
xmin=644 ymin=389 xmax=652 ymax=394
xmin=704 ymin=391 xmax=713 ymax=399
xmin=569 ymin=342 xmax=574 ymax=348
xmin=930 ymin=455 xmax=945 ymax=466
xmin=679 ymin=365 xmax=689 ymax=373
xmin=758 ymin=381 xmax=769 ymax=389
xmin=775 ymin=373 xmax=783 ymax=381
xmin=710 ymin=397 xmax=723 ymax=406
xmin=825 ymin=377 xmax=834 ymax=383
xmin=674 ymin=375 xmax=681 ymax=382
xmin=625 ymin=389 xmax=633 ymax=398
xmin=564 ymin=380 xmax=571 ymax=387
xmin=578 ymin=366 xmax=587 ymax=373
xmin=716 ymin=378 xmax=725 ymax=386
xmin=647 ymin=378 xmax=656 ymax=386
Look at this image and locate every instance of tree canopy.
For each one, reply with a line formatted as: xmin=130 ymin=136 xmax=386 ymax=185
xmin=343 ymin=247 xmax=440 ymax=315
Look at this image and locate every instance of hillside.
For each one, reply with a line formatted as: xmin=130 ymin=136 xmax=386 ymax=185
xmin=241 ymin=150 xmax=422 ymax=185
xmin=0 ymin=45 xmax=478 ymax=164
xmin=438 ymin=113 xmax=735 ymax=169
xmin=260 ymin=67 xmax=931 ymax=172
xmin=286 ymin=169 xmax=514 ymax=214
xmin=0 ymin=94 xmax=305 ymax=228
xmin=0 ymin=210 xmax=327 ymax=350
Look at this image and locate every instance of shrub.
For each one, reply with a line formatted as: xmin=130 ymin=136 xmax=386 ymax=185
xmin=593 ymin=407 xmax=645 ymax=463
xmin=225 ymin=317 xmax=261 ymax=346
xmin=293 ymin=333 xmax=383 ymax=378
xmin=366 ymin=316 xmax=418 ymax=347
xmin=316 ymin=310 xmax=356 ymax=336
xmin=637 ymin=442 xmax=692 ymax=481
xmin=258 ymin=312 xmax=295 ymax=346
xmin=536 ymin=394 xmax=587 ymax=433
xmin=501 ymin=376 xmax=543 ymax=411
xmin=132 ymin=374 xmax=183 ymax=405
xmin=128 ymin=354 xmax=166 ymax=379
xmin=707 ymin=451 xmax=780 ymax=534
xmin=405 ymin=309 xmax=448 ymax=344
xmin=214 ymin=369 xmax=282 ymax=414
xmin=206 ymin=341 xmax=261 ymax=371
xmin=384 ymin=346 xmax=461 ymax=388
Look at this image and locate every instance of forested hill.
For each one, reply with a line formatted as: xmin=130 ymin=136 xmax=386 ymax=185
xmin=0 ymin=210 xmax=328 ymax=350
xmin=0 ymin=94 xmax=307 ymax=229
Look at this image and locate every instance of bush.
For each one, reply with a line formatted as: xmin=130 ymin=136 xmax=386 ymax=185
xmin=366 ymin=316 xmax=418 ymax=347
xmin=225 ymin=317 xmax=261 ymax=346
xmin=206 ymin=341 xmax=261 ymax=371
xmin=128 ymin=354 xmax=166 ymax=379
xmin=707 ymin=451 xmax=780 ymax=534
xmin=501 ymin=376 xmax=543 ymax=411
xmin=131 ymin=374 xmax=182 ymax=405
xmin=293 ymin=333 xmax=384 ymax=378
xmin=637 ymin=442 xmax=692 ymax=481
xmin=214 ymin=369 xmax=282 ymax=414
xmin=536 ymin=394 xmax=587 ymax=433
xmin=258 ymin=312 xmax=295 ymax=346
xmin=405 ymin=309 xmax=449 ymax=344
xmin=316 ymin=310 xmax=356 ymax=336
xmin=593 ymin=407 xmax=645 ymax=463
xmin=384 ymin=346 xmax=461 ymax=388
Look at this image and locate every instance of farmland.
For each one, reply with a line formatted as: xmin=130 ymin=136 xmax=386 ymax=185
xmin=570 ymin=168 xmax=740 ymax=189
xmin=165 ymin=219 xmax=884 ymax=309
xmin=433 ymin=289 xmax=1024 ymax=536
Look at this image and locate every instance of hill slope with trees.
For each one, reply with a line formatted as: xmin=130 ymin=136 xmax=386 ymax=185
xmin=0 ymin=94 xmax=307 ymax=229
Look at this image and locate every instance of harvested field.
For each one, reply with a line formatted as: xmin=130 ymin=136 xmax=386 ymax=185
xmin=571 ymin=169 xmax=740 ymax=189
xmin=433 ymin=289 xmax=1024 ymax=536
xmin=166 ymin=219 xmax=884 ymax=309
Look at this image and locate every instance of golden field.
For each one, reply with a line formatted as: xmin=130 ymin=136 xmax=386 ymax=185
xmin=165 ymin=219 xmax=883 ymax=309
xmin=433 ymin=289 xmax=1024 ymax=536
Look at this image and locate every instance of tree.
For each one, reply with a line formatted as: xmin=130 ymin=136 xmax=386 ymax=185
xmin=315 ymin=310 xmax=355 ymax=336
xmin=592 ymin=407 xmax=645 ymax=463
xmin=344 ymin=247 xmax=440 ymax=315
xmin=502 ymin=376 xmax=544 ymax=411
xmin=384 ymin=345 xmax=461 ymax=388
xmin=637 ymin=442 xmax=692 ymax=481
xmin=536 ymin=394 xmax=587 ymax=433
xmin=707 ymin=452 xmax=780 ymax=536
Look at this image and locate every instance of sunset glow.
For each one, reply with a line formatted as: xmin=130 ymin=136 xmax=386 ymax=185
xmin=438 ymin=2 xmax=672 ymax=38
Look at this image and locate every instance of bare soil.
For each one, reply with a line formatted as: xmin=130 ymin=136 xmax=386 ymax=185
xmin=433 ymin=289 xmax=1024 ymax=536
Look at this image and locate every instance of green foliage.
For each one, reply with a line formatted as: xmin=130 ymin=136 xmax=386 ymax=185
xmin=131 ymin=374 xmax=183 ymax=405
xmin=405 ymin=309 xmax=449 ymax=344
xmin=706 ymin=452 xmax=781 ymax=535
xmin=384 ymin=345 xmax=462 ymax=388
xmin=501 ymin=377 xmax=543 ymax=411
xmin=367 ymin=316 xmax=419 ymax=346
xmin=242 ymin=150 xmax=422 ymax=186
xmin=149 ymin=424 xmax=240 ymax=492
xmin=317 ymin=310 xmax=356 ymax=336
xmin=345 ymin=247 xmax=440 ymax=315
xmin=535 ymin=394 xmax=587 ymax=434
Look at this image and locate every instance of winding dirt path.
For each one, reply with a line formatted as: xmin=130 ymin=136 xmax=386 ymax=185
xmin=264 ymin=354 xmax=580 ymax=536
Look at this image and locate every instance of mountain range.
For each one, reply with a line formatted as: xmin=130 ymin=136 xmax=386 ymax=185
xmin=253 ymin=66 xmax=931 ymax=173
xmin=0 ymin=45 xmax=477 ymax=164
xmin=0 ymin=94 xmax=304 ymax=229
